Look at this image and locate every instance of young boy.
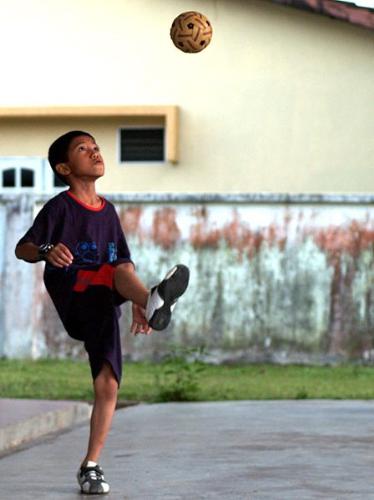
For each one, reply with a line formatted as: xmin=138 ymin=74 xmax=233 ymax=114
xmin=14 ymin=130 xmax=189 ymax=495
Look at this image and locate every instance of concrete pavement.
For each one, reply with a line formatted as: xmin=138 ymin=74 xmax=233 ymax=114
xmin=1 ymin=400 xmax=374 ymax=499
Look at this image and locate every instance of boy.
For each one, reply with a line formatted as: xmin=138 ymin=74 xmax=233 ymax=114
xmin=15 ymin=130 xmax=189 ymax=495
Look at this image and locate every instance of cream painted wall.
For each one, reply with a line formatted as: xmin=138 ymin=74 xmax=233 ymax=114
xmin=0 ymin=0 xmax=373 ymax=193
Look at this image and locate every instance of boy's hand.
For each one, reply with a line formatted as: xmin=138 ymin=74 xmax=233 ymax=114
xmin=46 ymin=243 xmax=74 ymax=268
xmin=131 ymin=303 xmax=152 ymax=336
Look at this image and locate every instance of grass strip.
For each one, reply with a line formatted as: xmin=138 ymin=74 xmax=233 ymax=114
xmin=1 ymin=359 xmax=374 ymax=402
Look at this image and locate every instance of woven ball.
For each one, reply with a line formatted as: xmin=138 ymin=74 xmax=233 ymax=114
xmin=170 ymin=11 xmax=213 ymax=53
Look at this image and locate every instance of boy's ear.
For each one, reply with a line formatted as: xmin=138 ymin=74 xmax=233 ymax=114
xmin=55 ymin=163 xmax=71 ymax=177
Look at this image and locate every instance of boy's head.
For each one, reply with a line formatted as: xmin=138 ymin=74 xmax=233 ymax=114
xmin=48 ymin=130 xmax=103 ymax=186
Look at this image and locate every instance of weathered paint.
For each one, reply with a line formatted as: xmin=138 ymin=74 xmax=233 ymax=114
xmin=1 ymin=194 xmax=374 ymax=363
xmin=1 ymin=195 xmax=36 ymax=357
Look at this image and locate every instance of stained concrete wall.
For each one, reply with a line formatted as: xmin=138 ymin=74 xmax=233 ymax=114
xmin=1 ymin=193 xmax=374 ymax=363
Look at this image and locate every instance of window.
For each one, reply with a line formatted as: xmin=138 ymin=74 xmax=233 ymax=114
xmin=0 ymin=157 xmax=65 ymax=194
xmin=119 ymin=127 xmax=165 ymax=163
xmin=0 ymin=159 xmax=40 ymax=193
xmin=21 ymin=168 xmax=34 ymax=187
xmin=2 ymin=169 xmax=15 ymax=188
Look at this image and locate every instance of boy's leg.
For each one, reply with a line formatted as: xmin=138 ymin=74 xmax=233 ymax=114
xmin=113 ymin=262 xmax=190 ymax=331
xmin=81 ymin=361 xmax=118 ymax=466
xmin=113 ymin=262 xmax=148 ymax=308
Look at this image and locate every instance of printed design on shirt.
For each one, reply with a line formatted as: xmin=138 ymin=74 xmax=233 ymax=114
xmin=107 ymin=242 xmax=117 ymax=263
xmin=73 ymin=263 xmax=115 ymax=292
xmin=74 ymin=241 xmax=99 ymax=265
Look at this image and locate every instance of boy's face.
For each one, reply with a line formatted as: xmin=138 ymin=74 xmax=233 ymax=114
xmin=57 ymin=135 xmax=105 ymax=185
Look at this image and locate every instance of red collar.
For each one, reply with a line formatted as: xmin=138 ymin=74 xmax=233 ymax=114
xmin=66 ymin=190 xmax=106 ymax=212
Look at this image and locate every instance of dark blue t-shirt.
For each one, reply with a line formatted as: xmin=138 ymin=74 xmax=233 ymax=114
xmin=17 ymin=190 xmax=132 ymax=267
xmin=16 ymin=190 xmax=133 ymax=327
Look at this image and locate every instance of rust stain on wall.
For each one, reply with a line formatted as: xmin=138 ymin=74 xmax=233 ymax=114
xmin=312 ymin=221 xmax=374 ymax=260
xmin=309 ymin=221 xmax=374 ymax=356
xmin=152 ymin=207 xmax=181 ymax=249
xmin=119 ymin=206 xmax=143 ymax=235
xmin=190 ymin=206 xmax=224 ymax=250
xmin=190 ymin=208 xmax=287 ymax=258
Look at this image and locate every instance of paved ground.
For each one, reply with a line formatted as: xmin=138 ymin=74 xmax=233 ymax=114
xmin=1 ymin=400 xmax=374 ymax=499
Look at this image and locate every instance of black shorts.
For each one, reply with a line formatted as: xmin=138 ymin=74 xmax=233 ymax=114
xmin=63 ymin=263 xmax=126 ymax=387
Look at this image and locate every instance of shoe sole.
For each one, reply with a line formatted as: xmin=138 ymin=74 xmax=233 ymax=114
xmin=149 ymin=264 xmax=190 ymax=331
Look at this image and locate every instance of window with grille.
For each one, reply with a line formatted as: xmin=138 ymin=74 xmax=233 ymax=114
xmin=119 ymin=127 xmax=165 ymax=163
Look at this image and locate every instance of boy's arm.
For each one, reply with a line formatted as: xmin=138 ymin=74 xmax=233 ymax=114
xmin=15 ymin=242 xmax=74 ymax=267
xmin=15 ymin=242 xmax=42 ymax=263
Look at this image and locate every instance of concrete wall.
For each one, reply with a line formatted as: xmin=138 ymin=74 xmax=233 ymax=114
xmin=1 ymin=193 xmax=374 ymax=364
xmin=0 ymin=0 xmax=373 ymax=193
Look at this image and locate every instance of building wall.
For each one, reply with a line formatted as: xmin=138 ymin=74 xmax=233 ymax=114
xmin=1 ymin=193 xmax=374 ymax=363
xmin=0 ymin=0 xmax=372 ymax=193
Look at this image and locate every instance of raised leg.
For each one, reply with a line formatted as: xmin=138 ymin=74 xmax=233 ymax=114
xmin=113 ymin=262 xmax=149 ymax=308
xmin=114 ymin=262 xmax=190 ymax=332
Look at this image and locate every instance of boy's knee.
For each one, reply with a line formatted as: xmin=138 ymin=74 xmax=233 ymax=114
xmin=113 ymin=262 xmax=135 ymax=293
xmin=95 ymin=379 xmax=118 ymax=401
xmin=115 ymin=262 xmax=135 ymax=276
xmin=95 ymin=362 xmax=119 ymax=398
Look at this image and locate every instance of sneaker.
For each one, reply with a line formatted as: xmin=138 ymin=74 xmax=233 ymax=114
xmin=77 ymin=461 xmax=110 ymax=495
xmin=146 ymin=264 xmax=190 ymax=331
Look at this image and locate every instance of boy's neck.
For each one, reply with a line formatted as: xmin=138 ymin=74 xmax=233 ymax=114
xmin=68 ymin=183 xmax=102 ymax=207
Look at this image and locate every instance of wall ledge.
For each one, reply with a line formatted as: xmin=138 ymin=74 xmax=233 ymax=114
xmin=1 ymin=192 xmax=374 ymax=205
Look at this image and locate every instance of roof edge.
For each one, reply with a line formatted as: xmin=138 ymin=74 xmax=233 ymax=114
xmin=270 ymin=0 xmax=374 ymax=30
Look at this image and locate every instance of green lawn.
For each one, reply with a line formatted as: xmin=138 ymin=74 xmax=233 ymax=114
xmin=1 ymin=359 xmax=374 ymax=402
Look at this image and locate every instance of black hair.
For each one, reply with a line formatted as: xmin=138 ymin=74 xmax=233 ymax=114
xmin=48 ymin=130 xmax=95 ymax=186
